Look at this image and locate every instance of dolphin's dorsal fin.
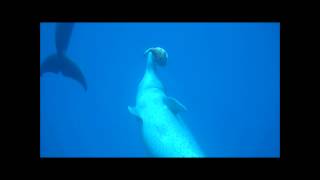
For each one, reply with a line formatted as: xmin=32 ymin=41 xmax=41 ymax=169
xmin=128 ymin=106 xmax=142 ymax=122
xmin=164 ymin=97 xmax=187 ymax=115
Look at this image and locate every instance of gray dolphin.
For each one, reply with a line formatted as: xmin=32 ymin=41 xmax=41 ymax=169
xmin=128 ymin=47 xmax=205 ymax=157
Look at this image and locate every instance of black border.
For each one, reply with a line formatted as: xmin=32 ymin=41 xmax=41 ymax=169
xmin=30 ymin=14 xmax=288 ymax=166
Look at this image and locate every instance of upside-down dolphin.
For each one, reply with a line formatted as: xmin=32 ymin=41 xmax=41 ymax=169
xmin=40 ymin=23 xmax=87 ymax=91
xmin=128 ymin=47 xmax=205 ymax=157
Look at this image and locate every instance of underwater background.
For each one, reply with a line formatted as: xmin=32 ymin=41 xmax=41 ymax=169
xmin=40 ymin=22 xmax=280 ymax=157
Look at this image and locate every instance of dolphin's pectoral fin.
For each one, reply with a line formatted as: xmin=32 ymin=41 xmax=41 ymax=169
xmin=128 ymin=106 xmax=137 ymax=116
xmin=128 ymin=106 xmax=141 ymax=121
xmin=164 ymin=96 xmax=187 ymax=115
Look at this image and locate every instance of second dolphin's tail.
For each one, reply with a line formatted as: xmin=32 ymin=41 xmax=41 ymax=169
xmin=41 ymin=23 xmax=87 ymax=91
xmin=55 ymin=23 xmax=74 ymax=54
xmin=40 ymin=54 xmax=87 ymax=91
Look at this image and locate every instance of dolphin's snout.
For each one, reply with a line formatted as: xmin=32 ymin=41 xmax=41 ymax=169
xmin=145 ymin=47 xmax=168 ymax=66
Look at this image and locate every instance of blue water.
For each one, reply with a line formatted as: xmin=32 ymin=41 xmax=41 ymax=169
xmin=40 ymin=22 xmax=280 ymax=157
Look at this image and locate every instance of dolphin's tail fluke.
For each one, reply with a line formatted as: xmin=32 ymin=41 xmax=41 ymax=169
xmin=40 ymin=54 xmax=87 ymax=91
xmin=40 ymin=23 xmax=87 ymax=91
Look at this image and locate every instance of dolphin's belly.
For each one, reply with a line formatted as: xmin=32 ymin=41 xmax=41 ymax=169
xmin=141 ymin=106 xmax=204 ymax=157
xmin=136 ymin=88 xmax=165 ymax=110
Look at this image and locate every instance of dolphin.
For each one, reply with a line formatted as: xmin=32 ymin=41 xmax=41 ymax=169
xmin=128 ymin=47 xmax=205 ymax=157
xmin=40 ymin=23 xmax=87 ymax=91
